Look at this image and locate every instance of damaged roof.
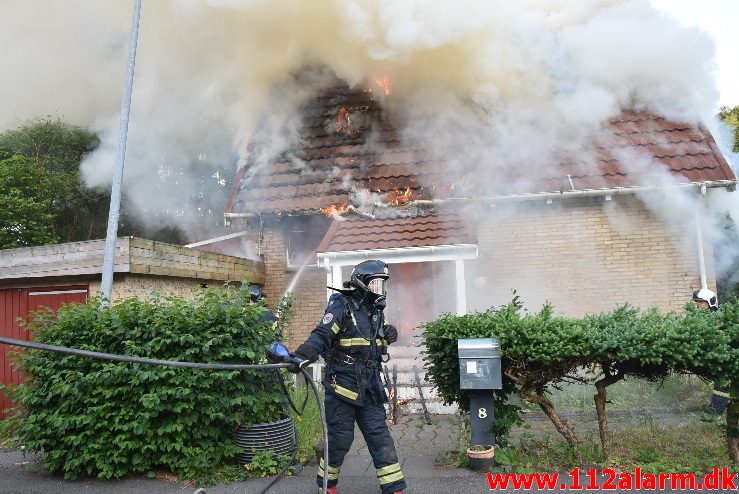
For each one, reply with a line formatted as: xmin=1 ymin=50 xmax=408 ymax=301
xmin=225 ymin=79 xmax=736 ymax=216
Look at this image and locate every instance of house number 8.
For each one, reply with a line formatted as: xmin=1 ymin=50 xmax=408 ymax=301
xmin=478 ymin=408 xmax=487 ymax=419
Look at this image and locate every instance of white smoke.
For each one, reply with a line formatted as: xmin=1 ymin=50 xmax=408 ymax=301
xmin=0 ymin=0 xmax=728 ymax=246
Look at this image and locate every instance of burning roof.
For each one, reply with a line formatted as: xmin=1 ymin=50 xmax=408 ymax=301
xmin=225 ymin=76 xmax=735 ymax=217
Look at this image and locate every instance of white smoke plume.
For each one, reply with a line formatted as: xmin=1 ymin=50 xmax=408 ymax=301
xmin=0 ymin=0 xmax=731 ymax=251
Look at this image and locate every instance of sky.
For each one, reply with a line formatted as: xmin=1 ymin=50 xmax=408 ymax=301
xmin=649 ymin=0 xmax=739 ymax=110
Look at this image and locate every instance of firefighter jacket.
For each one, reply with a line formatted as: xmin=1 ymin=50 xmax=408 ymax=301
xmin=302 ymin=291 xmax=389 ymax=406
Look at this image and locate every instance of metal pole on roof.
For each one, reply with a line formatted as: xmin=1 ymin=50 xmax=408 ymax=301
xmin=100 ymin=0 xmax=142 ymax=307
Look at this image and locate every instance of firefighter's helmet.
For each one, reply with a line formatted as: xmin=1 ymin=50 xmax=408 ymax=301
xmin=693 ymin=288 xmax=718 ymax=311
xmin=248 ymin=285 xmax=265 ymax=303
xmin=350 ymin=260 xmax=389 ymax=300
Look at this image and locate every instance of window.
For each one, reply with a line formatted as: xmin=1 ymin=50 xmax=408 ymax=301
xmin=284 ymin=215 xmax=331 ymax=269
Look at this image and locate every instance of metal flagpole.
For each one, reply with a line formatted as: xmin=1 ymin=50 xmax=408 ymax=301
xmin=100 ymin=0 xmax=142 ymax=306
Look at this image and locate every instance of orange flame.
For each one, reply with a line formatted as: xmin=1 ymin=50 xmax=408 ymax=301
xmin=375 ymin=77 xmax=391 ymax=96
xmin=336 ymin=106 xmax=350 ymax=134
xmin=321 ymin=203 xmax=349 ymax=218
xmin=387 ymin=187 xmax=414 ymax=206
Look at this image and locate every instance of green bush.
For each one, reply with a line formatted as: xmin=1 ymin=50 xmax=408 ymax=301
xmin=422 ymin=299 xmax=524 ymax=446
xmin=422 ymin=296 xmax=738 ymax=463
xmin=3 ymin=285 xmax=286 ymax=480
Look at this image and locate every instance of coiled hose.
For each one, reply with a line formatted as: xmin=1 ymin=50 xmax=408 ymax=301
xmin=0 ymin=336 xmax=329 ymax=494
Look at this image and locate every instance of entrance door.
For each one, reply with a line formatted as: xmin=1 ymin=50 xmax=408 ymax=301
xmin=384 ymin=262 xmax=457 ymax=345
xmin=0 ymin=286 xmax=88 ymax=419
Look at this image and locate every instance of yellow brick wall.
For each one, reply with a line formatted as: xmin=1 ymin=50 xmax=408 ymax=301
xmin=467 ymin=196 xmax=712 ymax=316
xmin=249 ymin=224 xmax=327 ymax=348
xmin=122 ymin=274 xmax=216 ymax=300
xmin=89 ymin=275 xmax=241 ymax=303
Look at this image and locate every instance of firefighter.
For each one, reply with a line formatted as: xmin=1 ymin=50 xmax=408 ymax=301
xmin=693 ymin=288 xmax=729 ymax=414
xmin=287 ymin=260 xmax=406 ymax=494
xmin=249 ymin=285 xmax=278 ymax=324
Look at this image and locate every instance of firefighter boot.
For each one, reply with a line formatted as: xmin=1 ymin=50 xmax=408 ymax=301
xmin=317 ymin=487 xmax=338 ymax=494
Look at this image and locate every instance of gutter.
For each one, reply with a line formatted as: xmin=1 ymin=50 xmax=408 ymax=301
xmin=317 ymin=244 xmax=478 ymax=266
xmin=223 ymin=212 xmax=258 ymax=219
xmin=223 ymin=179 xmax=739 ymax=218
xmin=223 ymin=211 xmax=258 ymax=227
xmin=375 ymin=179 xmax=739 ymax=210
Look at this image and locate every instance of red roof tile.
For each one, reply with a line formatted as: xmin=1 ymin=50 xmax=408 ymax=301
xmin=316 ymin=211 xmax=475 ymax=253
xmin=226 ymin=80 xmax=735 ymax=216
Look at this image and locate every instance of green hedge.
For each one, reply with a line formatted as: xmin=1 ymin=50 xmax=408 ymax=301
xmin=422 ymin=297 xmax=738 ymax=462
xmin=2 ymin=285 xmax=286 ymax=480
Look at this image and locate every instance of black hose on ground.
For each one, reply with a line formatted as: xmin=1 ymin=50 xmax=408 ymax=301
xmin=0 ymin=336 xmax=329 ymax=494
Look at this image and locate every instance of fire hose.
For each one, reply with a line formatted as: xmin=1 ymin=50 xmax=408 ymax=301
xmin=0 ymin=336 xmax=329 ymax=494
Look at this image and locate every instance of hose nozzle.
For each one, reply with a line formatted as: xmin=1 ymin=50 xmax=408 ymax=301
xmin=267 ymin=341 xmax=290 ymax=363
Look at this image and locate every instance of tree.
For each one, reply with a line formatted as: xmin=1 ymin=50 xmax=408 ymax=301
xmin=0 ymin=155 xmax=56 ymax=248
xmin=718 ymin=105 xmax=739 ymax=153
xmin=0 ymin=118 xmax=235 ymax=248
xmin=712 ymin=106 xmax=739 ymax=302
xmin=0 ymin=118 xmax=107 ymax=242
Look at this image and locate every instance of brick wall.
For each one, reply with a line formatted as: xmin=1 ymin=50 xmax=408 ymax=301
xmin=249 ymin=221 xmax=328 ymax=347
xmin=88 ymin=274 xmax=238 ymax=303
xmin=467 ymin=196 xmax=712 ymax=316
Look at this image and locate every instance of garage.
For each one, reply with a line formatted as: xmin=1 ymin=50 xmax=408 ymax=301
xmin=1 ymin=286 xmax=88 ymax=418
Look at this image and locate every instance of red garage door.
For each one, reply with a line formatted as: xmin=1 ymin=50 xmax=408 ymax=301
xmin=0 ymin=286 xmax=88 ymax=419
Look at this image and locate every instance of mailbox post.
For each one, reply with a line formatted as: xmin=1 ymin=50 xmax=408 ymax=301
xmin=458 ymin=338 xmax=502 ymax=449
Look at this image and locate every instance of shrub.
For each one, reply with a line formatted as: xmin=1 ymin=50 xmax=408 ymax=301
xmin=423 ymin=296 xmax=738 ymax=464
xmin=3 ymin=285 xmax=286 ymax=480
xmin=422 ymin=299 xmax=526 ymax=446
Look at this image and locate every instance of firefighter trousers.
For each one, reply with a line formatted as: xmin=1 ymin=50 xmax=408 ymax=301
xmin=317 ymin=390 xmax=406 ymax=493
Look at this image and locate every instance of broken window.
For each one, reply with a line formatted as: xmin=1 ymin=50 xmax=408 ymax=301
xmin=284 ymin=215 xmax=331 ymax=269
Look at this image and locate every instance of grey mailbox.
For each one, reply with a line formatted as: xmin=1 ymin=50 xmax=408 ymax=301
xmin=458 ymin=338 xmax=502 ymax=390
xmin=458 ymin=338 xmax=502 ymax=456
